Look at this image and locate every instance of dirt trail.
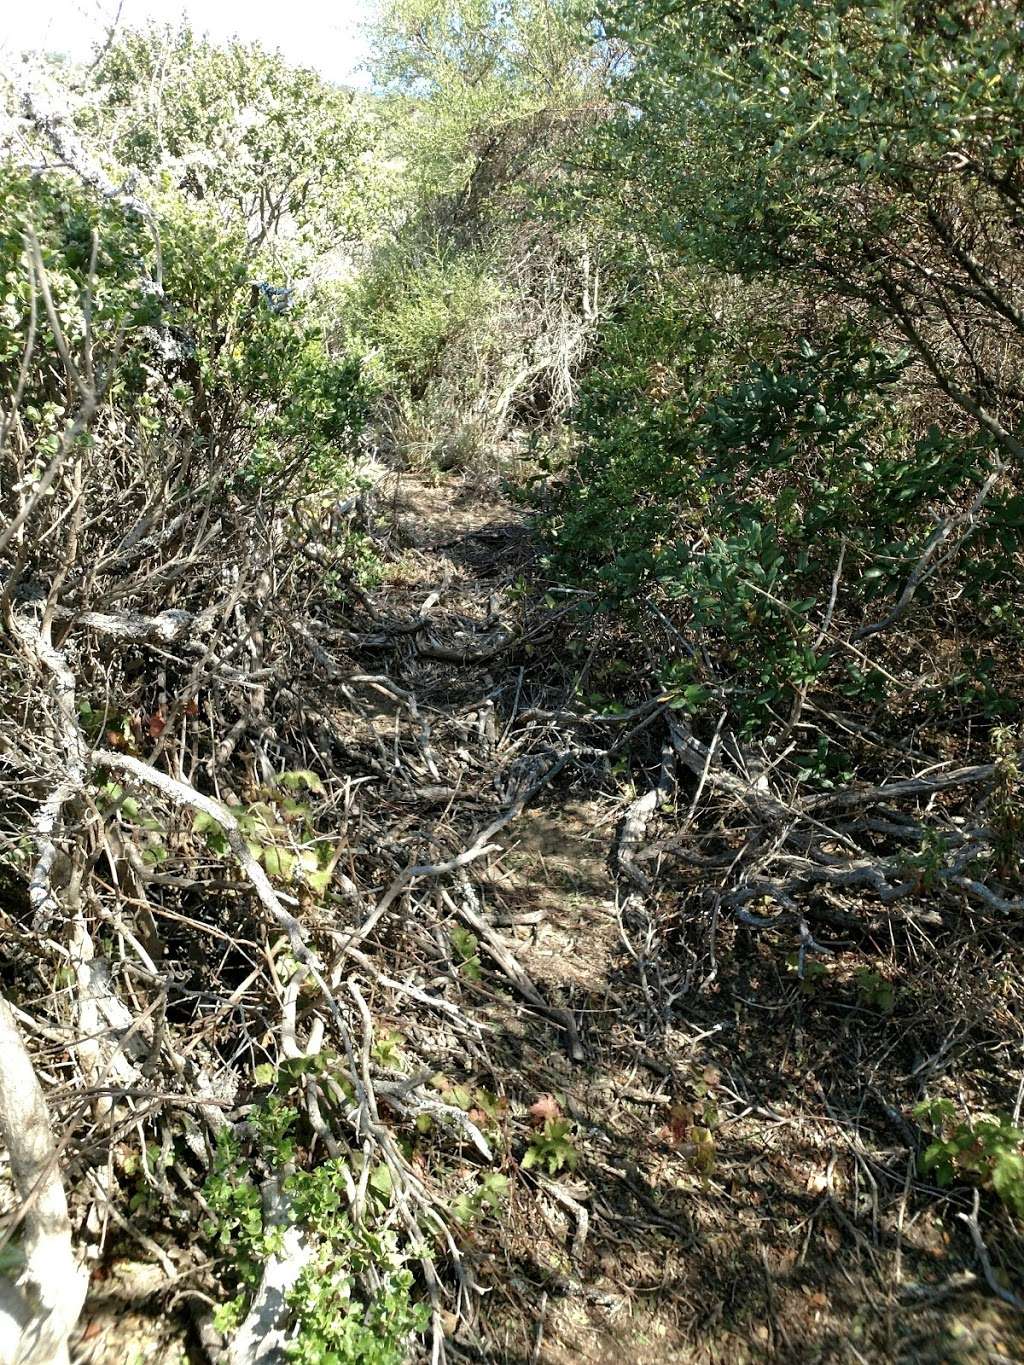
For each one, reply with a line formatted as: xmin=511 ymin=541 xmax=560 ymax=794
xmin=72 ymin=469 xmax=1024 ymax=1365
xmin=354 ymin=472 xmax=694 ymax=1362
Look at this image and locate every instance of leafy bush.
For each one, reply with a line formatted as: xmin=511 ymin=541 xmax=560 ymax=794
xmin=346 ymin=245 xmax=507 ymax=397
xmin=0 ymin=165 xmax=368 ymax=502
xmin=597 ymin=0 xmax=1024 ymax=468
xmin=204 ymin=1096 xmax=427 ymax=1365
xmin=531 ymin=0 xmax=1024 ymax=753
xmin=343 ymin=0 xmax=610 ymax=460
xmin=546 ymin=285 xmax=1008 ymax=730
xmin=916 ymin=1099 xmax=1024 ymax=1217
xmin=78 ymin=23 xmax=377 ymax=249
xmin=543 ymin=292 xmax=712 ymax=579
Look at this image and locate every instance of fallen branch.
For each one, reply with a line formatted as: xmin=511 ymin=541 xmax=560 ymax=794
xmin=957 ymin=1189 xmax=1024 ymax=1313
xmin=443 ymin=882 xmax=583 ymax=1062
xmin=414 ymin=628 xmax=518 ymax=665
xmin=0 ymin=994 xmax=88 ymax=1365
xmin=668 ymin=716 xmax=793 ymax=825
xmin=341 ymin=753 xmax=571 ymax=953
xmin=53 ymin=606 xmax=200 ymax=647
xmin=228 ymin=1178 xmax=314 ymax=1365
xmin=617 ymin=737 xmax=675 ymax=894
xmin=9 ymin=613 xmax=87 ymax=931
xmin=805 ymin=763 xmax=996 ymax=814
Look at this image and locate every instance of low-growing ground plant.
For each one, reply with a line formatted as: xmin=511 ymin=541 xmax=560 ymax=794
xmin=203 ymin=1088 xmax=428 ymax=1364
xmin=916 ymin=1099 xmax=1024 ymax=1218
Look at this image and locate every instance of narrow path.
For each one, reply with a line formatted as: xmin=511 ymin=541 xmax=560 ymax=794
xmin=341 ymin=471 xmax=698 ymax=1362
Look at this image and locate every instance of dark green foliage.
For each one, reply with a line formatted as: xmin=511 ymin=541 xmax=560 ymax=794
xmin=546 ymin=285 xmax=1011 ymax=729
xmin=544 ymin=294 xmax=710 ymax=580
xmin=534 ymin=0 xmax=1024 ymax=738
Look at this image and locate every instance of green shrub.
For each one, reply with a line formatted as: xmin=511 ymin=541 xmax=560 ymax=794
xmin=0 ymin=166 xmax=367 ymax=499
xmin=546 ymin=298 xmax=1005 ymax=732
xmin=79 ymin=23 xmax=376 ymax=249
xmin=203 ymin=1097 xmax=427 ymax=1365
xmin=345 ymin=242 xmax=508 ymax=401
xmin=916 ymin=1098 xmax=1024 ymax=1217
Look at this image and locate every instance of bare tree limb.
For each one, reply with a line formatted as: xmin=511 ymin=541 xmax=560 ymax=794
xmin=0 ymin=995 xmax=88 ymax=1365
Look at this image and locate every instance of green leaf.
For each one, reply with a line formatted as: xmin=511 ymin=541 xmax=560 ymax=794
xmin=261 ymin=845 xmax=296 ymax=880
xmin=368 ymin=1163 xmax=393 ymax=1201
xmin=192 ymin=809 xmax=218 ymax=834
xmin=304 ymin=866 xmax=333 ymax=896
xmin=277 ymin=769 xmax=325 ymax=794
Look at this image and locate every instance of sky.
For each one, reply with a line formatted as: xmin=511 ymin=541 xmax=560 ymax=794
xmin=1 ymin=0 xmax=377 ymax=86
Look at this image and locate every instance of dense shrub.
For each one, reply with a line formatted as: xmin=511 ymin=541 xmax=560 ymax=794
xmin=344 ymin=243 xmax=508 ymax=400
xmin=547 ymin=281 xmax=1016 ymax=730
xmin=348 ymin=0 xmax=610 ymax=463
xmin=542 ymin=0 xmax=1024 ymax=736
xmin=0 ymin=166 xmax=368 ymax=499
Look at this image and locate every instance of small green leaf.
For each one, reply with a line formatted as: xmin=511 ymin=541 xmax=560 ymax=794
xmin=368 ymin=1163 xmax=393 ymax=1201
xmin=277 ymin=769 xmax=325 ymax=794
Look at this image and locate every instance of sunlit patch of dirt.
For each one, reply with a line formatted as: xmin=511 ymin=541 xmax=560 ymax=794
xmin=71 ymin=1261 xmax=193 ymax=1365
xmin=485 ymin=800 xmax=619 ymax=994
xmin=384 ymin=471 xmax=510 ymax=551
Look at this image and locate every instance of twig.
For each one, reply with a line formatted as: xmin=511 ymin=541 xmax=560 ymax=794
xmin=957 ymin=1189 xmax=1024 ymax=1312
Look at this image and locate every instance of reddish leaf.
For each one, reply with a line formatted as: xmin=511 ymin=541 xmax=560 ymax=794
xmin=148 ymin=709 xmax=167 ymax=738
xmin=664 ymin=1102 xmax=694 ymax=1146
xmin=528 ymin=1094 xmax=561 ymax=1127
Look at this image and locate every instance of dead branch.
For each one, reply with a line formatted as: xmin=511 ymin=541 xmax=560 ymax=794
xmin=227 ymin=1179 xmax=314 ymax=1365
xmin=805 ymin=763 xmax=996 ymax=814
xmin=443 ymin=881 xmax=583 ymax=1061
xmin=0 ymin=994 xmax=87 ymax=1365
xmin=617 ymin=737 xmax=675 ymax=893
